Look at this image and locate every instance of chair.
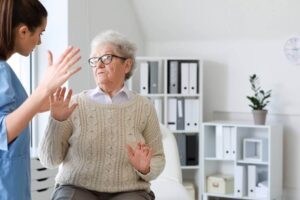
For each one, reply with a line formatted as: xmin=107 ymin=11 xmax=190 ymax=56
xmin=150 ymin=124 xmax=192 ymax=200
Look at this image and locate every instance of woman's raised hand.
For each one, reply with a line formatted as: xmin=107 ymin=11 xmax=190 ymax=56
xmin=39 ymin=46 xmax=81 ymax=95
xmin=127 ymin=142 xmax=153 ymax=174
xmin=50 ymin=87 xmax=77 ymax=122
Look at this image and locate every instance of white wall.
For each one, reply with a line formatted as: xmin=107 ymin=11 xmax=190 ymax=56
xmin=145 ymin=38 xmax=300 ymax=200
xmin=68 ymin=0 xmax=145 ymax=93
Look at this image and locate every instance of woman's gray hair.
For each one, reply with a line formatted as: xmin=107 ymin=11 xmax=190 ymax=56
xmin=91 ymin=30 xmax=137 ymax=80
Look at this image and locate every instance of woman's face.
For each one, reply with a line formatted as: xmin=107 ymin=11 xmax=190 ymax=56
xmin=91 ymin=43 xmax=132 ymax=88
xmin=14 ymin=18 xmax=47 ymax=56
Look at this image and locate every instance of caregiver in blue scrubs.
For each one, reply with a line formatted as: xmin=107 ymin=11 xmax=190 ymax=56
xmin=0 ymin=0 xmax=81 ymax=199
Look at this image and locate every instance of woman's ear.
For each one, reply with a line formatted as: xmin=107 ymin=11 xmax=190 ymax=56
xmin=16 ymin=24 xmax=30 ymax=39
xmin=124 ymin=59 xmax=133 ymax=73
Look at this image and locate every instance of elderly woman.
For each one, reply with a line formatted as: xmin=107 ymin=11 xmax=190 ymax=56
xmin=38 ymin=30 xmax=165 ymax=200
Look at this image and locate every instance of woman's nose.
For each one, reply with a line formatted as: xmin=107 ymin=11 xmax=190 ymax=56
xmin=95 ymin=61 xmax=105 ymax=68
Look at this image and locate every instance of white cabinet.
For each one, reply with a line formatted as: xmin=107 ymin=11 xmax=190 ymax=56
xmin=31 ymin=158 xmax=57 ymax=200
xmin=201 ymin=122 xmax=283 ymax=200
xmin=128 ymin=57 xmax=203 ymax=200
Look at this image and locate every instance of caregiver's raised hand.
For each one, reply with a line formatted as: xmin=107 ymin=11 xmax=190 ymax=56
xmin=39 ymin=46 xmax=81 ymax=95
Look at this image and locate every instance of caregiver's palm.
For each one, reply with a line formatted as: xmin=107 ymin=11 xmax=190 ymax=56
xmin=40 ymin=47 xmax=81 ymax=95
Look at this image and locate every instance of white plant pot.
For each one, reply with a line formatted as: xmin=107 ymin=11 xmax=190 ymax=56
xmin=252 ymin=110 xmax=268 ymax=125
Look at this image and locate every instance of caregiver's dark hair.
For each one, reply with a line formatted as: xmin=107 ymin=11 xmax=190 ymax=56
xmin=0 ymin=0 xmax=47 ymax=59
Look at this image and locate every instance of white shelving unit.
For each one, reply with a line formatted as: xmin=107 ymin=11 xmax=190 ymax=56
xmin=128 ymin=57 xmax=203 ymax=200
xmin=201 ymin=121 xmax=283 ymax=200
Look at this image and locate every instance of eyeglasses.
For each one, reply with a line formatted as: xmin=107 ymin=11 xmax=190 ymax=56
xmin=88 ymin=54 xmax=127 ymax=67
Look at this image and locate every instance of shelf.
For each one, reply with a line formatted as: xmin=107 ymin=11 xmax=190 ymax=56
xmin=237 ymin=160 xmax=269 ymax=165
xmin=205 ymin=193 xmax=267 ymax=200
xmin=167 ymin=94 xmax=200 ymax=98
xmin=129 ymin=57 xmax=203 ymax=200
xmin=181 ymin=165 xmax=199 ymax=170
xmin=141 ymin=94 xmax=165 ymax=98
xmin=173 ymin=130 xmax=199 ymax=134
xmin=204 ymin=157 xmax=235 ymax=161
xmin=202 ymin=122 xmax=283 ymax=200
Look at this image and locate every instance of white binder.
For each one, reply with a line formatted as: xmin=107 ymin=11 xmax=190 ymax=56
xmin=235 ymin=165 xmax=246 ymax=197
xmin=216 ymin=125 xmax=223 ymax=159
xmin=140 ymin=62 xmax=149 ymax=95
xmin=191 ymin=99 xmax=199 ymax=131
xmin=184 ymin=99 xmax=193 ymax=131
xmin=223 ymin=126 xmax=232 ymax=159
xmin=167 ymin=98 xmax=177 ymax=131
xmin=231 ymin=127 xmax=236 ymax=159
xmin=248 ymin=165 xmax=257 ymax=197
xmin=189 ymin=63 xmax=198 ymax=95
xmin=180 ymin=63 xmax=189 ymax=94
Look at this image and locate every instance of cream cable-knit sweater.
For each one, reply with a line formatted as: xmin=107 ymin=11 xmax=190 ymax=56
xmin=38 ymin=91 xmax=165 ymax=193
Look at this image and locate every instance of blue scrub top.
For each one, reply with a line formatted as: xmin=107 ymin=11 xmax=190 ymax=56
xmin=0 ymin=60 xmax=31 ymax=200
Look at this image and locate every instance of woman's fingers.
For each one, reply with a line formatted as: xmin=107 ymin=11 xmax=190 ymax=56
xmin=54 ymin=87 xmax=62 ymax=101
xmin=63 ymin=66 xmax=82 ymax=80
xmin=50 ymin=93 xmax=54 ymax=103
xmin=56 ymin=46 xmax=74 ymax=65
xmin=47 ymin=50 xmax=53 ymax=66
xmin=146 ymin=148 xmax=153 ymax=160
xmin=65 ymin=89 xmax=73 ymax=102
xmin=127 ymin=144 xmax=135 ymax=158
xmin=69 ymin=103 xmax=78 ymax=114
xmin=60 ymin=48 xmax=81 ymax=70
xmin=59 ymin=87 xmax=66 ymax=97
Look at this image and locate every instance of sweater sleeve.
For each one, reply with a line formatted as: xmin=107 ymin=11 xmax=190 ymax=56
xmin=136 ymin=101 xmax=165 ymax=181
xmin=38 ymin=116 xmax=73 ymax=169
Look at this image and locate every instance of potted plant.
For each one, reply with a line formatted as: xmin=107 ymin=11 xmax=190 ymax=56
xmin=246 ymin=74 xmax=272 ymax=125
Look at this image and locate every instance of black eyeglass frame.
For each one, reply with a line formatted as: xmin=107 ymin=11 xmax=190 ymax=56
xmin=88 ymin=54 xmax=127 ymax=67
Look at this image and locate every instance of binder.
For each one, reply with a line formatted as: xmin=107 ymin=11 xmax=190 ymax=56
xmin=234 ymin=165 xmax=246 ymax=197
xmin=167 ymin=98 xmax=177 ymax=131
xmin=186 ymin=134 xmax=198 ymax=165
xmin=180 ymin=62 xmax=189 ymax=94
xmin=216 ymin=125 xmax=223 ymax=159
xmin=191 ymin=99 xmax=199 ymax=131
xmin=154 ymin=98 xmax=163 ymax=123
xmin=248 ymin=165 xmax=257 ymax=197
xmin=168 ymin=61 xmax=179 ymax=94
xmin=189 ymin=63 xmax=198 ymax=95
xmin=223 ymin=126 xmax=232 ymax=159
xmin=157 ymin=62 xmax=163 ymax=93
xmin=140 ymin=62 xmax=149 ymax=95
xmin=176 ymin=98 xmax=185 ymax=130
xmin=175 ymin=134 xmax=186 ymax=166
xmin=149 ymin=61 xmax=159 ymax=94
xmin=184 ymin=99 xmax=193 ymax=131
xmin=231 ymin=127 xmax=236 ymax=159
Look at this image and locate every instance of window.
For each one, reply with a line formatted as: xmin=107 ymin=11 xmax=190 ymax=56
xmin=7 ymin=53 xmax=32 ymax=94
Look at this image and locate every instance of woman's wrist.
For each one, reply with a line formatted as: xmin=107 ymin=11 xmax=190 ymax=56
xmin=139 ymin=167 xmax=150 ymax=175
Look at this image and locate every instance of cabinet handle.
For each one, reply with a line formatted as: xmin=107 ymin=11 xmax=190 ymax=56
xmin=37 ymin=167 xmax=47 ymax=171
xmin=212 ymin=182 xmax=219 ymax=188
xmin=37 ymin=188 xmax=49 ymax=192
xmin=37 ymin=178 xmax=48 ymax=182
